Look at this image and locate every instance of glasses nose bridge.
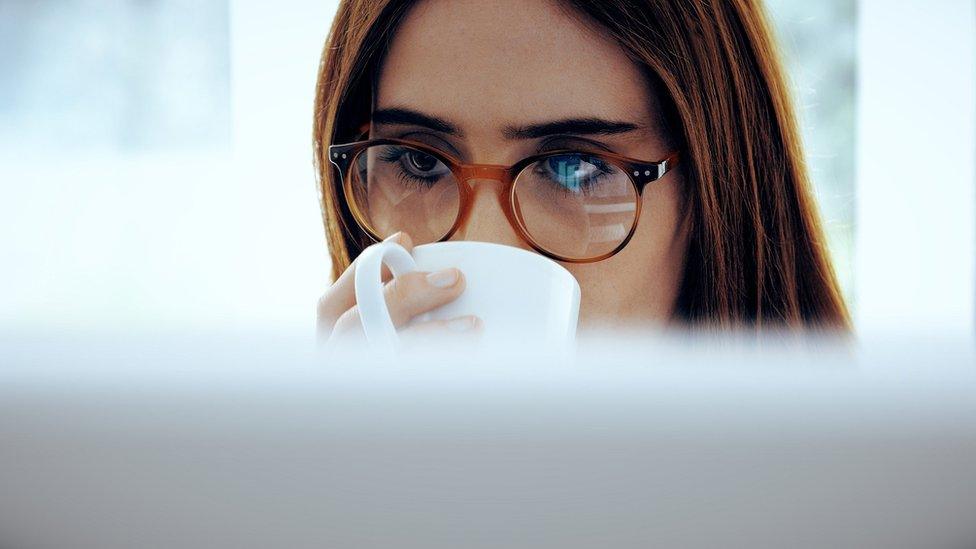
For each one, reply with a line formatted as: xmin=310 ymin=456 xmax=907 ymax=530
xmin=457 ymin=164 xmax=513 ymax=186
xmin=451 ymin=163 xmax=527 ymax=248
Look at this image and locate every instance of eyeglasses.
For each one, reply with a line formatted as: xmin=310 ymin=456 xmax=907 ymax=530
xmin=328 ymin=137 xmax=680 ymax=263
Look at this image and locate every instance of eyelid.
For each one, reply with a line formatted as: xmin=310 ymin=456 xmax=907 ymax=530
xmin=394 ymin=131 xmax=464 ymax=159
xmin=537 ymin=136 xmax=614 ymax=154
xmin=390 ymin=133 xmax=615 ymax=164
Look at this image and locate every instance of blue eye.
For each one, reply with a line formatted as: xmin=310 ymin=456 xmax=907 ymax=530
xmin=534 ymin=153 xmax=614 ymax=193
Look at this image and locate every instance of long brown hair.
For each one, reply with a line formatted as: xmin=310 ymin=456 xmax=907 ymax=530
xmin=312 ymin=0 xmax=852 ymax=331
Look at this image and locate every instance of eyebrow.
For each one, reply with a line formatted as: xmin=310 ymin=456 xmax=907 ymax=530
xmin=372 ymin=106 xmax=643 ymax=140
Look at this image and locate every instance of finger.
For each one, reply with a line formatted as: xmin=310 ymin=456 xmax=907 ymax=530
xmin=326 ymin=267 xmax=466 ymax=340
xmin=317 ymin=231 xmax=414 ymax=337
xmin=383 ymin=268 xmax=466 ymax=327
xmin=327 ymin=305 xmax=367 ymax=345
xmin=322 ymin=311 xmax=367 ymax=353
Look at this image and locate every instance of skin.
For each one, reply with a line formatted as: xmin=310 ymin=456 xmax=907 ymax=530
xmin=318 ymin=0 xmax=689 ymax=344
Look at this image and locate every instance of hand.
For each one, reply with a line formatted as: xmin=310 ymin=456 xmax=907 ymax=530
xmin=317 ymin=231 xmax=483 ymax=348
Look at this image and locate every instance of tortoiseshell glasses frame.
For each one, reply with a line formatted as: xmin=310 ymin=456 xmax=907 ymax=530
xmin=328 ymin=137 xmax=681 ymax=263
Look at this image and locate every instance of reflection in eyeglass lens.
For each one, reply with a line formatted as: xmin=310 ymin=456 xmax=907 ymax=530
xmin=515 ymin=153 xmax=637 ymax=259
xmin=351 ymin=145 xmax=461 ymax=244
xmin=348 ymin=145 xmax=639 ymax=260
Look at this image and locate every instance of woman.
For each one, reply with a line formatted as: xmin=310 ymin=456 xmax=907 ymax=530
xmin=314 ymin=0 xmax=851 ymax=343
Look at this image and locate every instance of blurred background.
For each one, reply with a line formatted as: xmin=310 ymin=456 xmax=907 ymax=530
xmin=0 ymin=0 xmax=972 ymax=337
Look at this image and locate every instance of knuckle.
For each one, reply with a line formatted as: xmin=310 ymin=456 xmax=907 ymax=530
xmin=317 ymin=278 xmax=347 ymax=310
xmin=316 ymin=291 xmax=334 ymax=317
xmin=386 ymin=272 xmax=426 ymax=306
xmin=399 ymin=232 xmax=414 ymax=250
xmin=330 ymin=308 xmax=360 ymax=338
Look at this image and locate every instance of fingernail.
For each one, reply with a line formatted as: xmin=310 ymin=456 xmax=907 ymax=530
xmin=447 ymin=316 xmax=477 ymax=332
xmin=383 ymin=231 xmax=403 ymax=243
xmin=426 ymin=268 xmax=459 ymax=288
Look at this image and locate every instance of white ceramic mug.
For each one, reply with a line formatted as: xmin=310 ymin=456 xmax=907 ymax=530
xmin=353 ymin=241 xmax=581 ymax=352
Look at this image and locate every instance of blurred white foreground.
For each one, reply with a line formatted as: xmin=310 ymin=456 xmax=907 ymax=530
xmin=1 ymin=331 xmax=974 ymax=549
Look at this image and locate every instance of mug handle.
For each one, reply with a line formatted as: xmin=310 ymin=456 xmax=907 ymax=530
xmin=354 ymin=241 xmax=418 ymax=349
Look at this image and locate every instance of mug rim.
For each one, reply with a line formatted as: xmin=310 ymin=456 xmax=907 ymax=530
xmin=410 ymin=241 xmax=580 ymax=288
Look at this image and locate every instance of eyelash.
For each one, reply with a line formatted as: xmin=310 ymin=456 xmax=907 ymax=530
xmin=377 ymin=147 xmax=444 ymax=187
xmin=376 ymin=145 xmax=616 ymax=193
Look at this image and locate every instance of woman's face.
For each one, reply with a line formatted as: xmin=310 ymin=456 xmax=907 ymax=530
xmin=370 ymin=0 xmax=689 ymax=329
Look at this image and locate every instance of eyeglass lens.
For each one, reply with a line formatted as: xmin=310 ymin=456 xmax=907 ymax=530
xmin=346 ymin=144 xmax=639 ymax=260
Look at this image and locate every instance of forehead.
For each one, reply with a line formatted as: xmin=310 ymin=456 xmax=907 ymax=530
xmin=375 ymin=0 xmax=655 ymax=138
